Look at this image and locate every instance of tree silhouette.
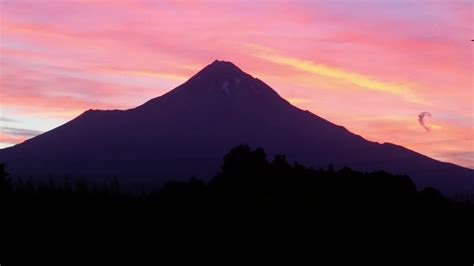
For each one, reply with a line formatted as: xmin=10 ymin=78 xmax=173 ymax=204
xmin=0 ymin=163 xmax=12 ymax=194
xmin=0 ymin=144 xmax=473 ymax=233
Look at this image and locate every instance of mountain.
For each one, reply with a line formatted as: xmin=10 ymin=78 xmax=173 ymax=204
xmin=0 ymin=60 xmax=473 ymax=196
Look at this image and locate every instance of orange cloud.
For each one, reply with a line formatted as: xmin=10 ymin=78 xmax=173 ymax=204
xmin=95 ymin=68 xmax=190 ymax=81
xmin=250 ymin=44 xmax=421 ymax=103
xmin=0 ymin=132 xmax=26 ymax=145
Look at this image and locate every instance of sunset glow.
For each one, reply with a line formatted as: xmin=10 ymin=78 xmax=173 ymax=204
xmin=0 ymin=0 xmax=473 ymax=168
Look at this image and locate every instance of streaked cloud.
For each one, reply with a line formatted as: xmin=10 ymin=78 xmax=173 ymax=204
xmin=1 ymin=127 xmax=43 ymax=137
xmin=0 ymin=132 xmax=26 ymax=145
xmin=286 ymin=97 xmax=311 ymax=105
xmin=0 ymin=117 xmax=17 ymax=123
xmin=250 ymin=44 xmax=420 ymax=102
xmin=95 ymin=68 xmax=190 ymax=81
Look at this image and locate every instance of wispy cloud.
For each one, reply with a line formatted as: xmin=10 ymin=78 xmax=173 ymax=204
xmin=1 ymin=127 xmax=43 ymax=137
xmin=0 ymin=117 xmax=17 ymax=123
xmin=250 ymin=44 xmax=420 ymax=103
xmin=286 ymin=97 xmax=311 ymax=105
xmin=0 ymin=132 xmax=26 ymax=145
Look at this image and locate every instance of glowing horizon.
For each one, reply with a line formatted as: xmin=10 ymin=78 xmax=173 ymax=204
xmin=1 ymin=0 xmax=473 ymax=168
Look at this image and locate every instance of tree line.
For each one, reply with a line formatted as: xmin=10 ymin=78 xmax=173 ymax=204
xmin=3 ymin=144 xmax=474 ymax=255
xmin=2 ymin=145 xmax=473 ymax=213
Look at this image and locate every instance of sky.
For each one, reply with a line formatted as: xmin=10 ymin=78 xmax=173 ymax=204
xmin=0 ymin=0 xmax=473 ymax=168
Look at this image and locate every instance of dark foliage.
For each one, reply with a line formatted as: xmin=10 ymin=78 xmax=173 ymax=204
xmin=2 ymin=145 xmax=474 ymax=255
xmin=0 ymin=163 xmax=12 ymax=194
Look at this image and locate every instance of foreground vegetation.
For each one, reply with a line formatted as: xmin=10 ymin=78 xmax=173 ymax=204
xmin=2 ymin=145 xmax=473 ymax=251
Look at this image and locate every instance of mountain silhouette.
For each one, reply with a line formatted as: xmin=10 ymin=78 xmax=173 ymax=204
xmin=0 ymin=60 xmax=473 ymax=196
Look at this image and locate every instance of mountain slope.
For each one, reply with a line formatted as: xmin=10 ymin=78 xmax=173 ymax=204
xmin=1 ymin=60 xmax=473 ymax=196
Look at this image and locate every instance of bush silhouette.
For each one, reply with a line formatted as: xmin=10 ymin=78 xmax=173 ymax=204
xmin=1 ymin=145 xmax=473 ymax=229
xmin=0 ymin=163 xmax=12 ymax=194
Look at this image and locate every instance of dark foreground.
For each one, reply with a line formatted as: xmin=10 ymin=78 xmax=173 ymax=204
xmin=2 ymin=145 xmax=474 ymax=258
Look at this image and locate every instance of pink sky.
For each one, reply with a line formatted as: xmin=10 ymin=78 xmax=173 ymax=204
xmin=1 ymin=0 xmax=473 ymax=168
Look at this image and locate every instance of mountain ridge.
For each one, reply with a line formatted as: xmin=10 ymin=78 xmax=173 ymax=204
xmin=1 ymin=60 xmax=473 ymax=196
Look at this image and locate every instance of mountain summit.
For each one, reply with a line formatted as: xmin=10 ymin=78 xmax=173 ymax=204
xmin=1 ymin=60 xmax=473 ymax=196
xmin=138 ymin=60 xmax=285 ymax=110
